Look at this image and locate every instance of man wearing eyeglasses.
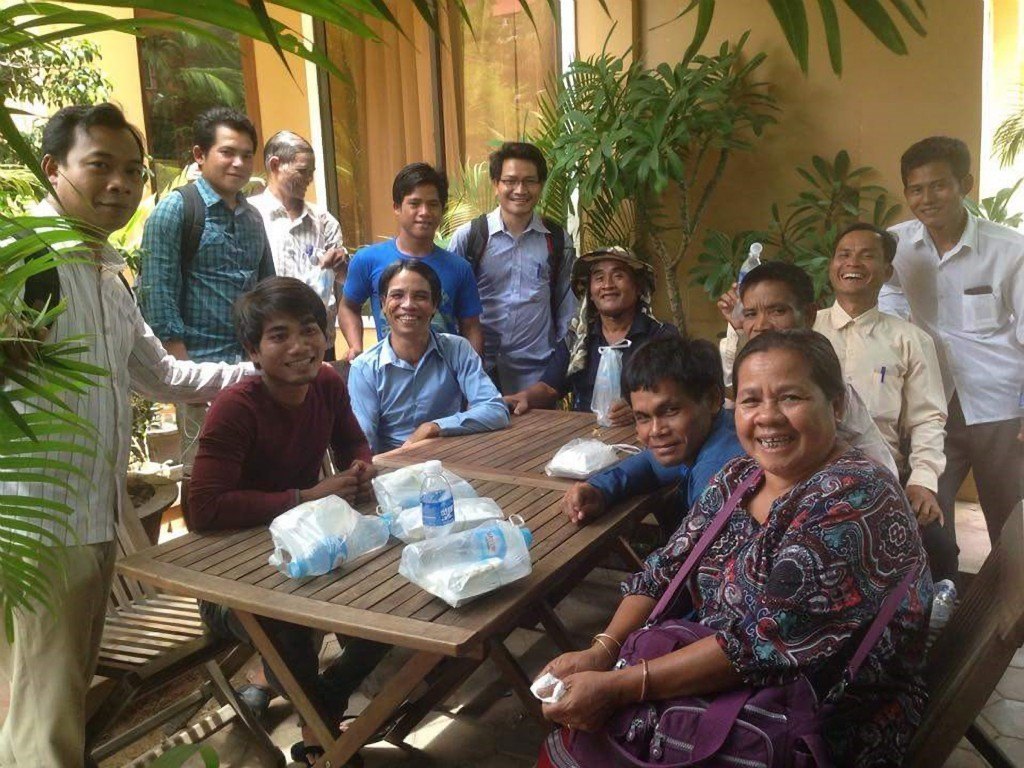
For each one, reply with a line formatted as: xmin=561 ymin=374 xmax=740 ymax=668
xmin=449 ymin=142 xmax=577 ymax=393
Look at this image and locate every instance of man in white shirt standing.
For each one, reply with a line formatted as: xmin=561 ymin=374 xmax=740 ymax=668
xmin=879 ymin=136 xmax=1024 ymax=565
xmin=815 ymin=223 xmax=953 ymax=580
xmin=0 ymin=103 xmax=252 ymax=768
xmin=249 ymin=131 xmax=347 ymax=361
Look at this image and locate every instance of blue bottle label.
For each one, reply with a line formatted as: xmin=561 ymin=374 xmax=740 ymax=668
xmin=422 ymin=492 xmax=454 ymax=527
xmin=471 ymin=527 xmax=507 ymax=559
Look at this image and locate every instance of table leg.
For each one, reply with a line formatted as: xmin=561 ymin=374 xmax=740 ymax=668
xmin=318 ymin=650 xmax=444 ymax=768
xmin=536 ymin=600 xmax=577 ymax=653
xmin=385 ymin=656 xmax=484 ymax=744
xmin=487 ymin=639 xmax=545 ymax=726
xmin=234 ymin=610 xmax=337 ymax=750
xmin=615 ymin=535 xmax=646 ymax=571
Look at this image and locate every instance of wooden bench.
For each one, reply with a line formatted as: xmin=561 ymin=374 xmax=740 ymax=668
xmin=85 ymin=497 xmax=283 ymax=766
xmin=907 ymin=501 xmax=1024 ymax=767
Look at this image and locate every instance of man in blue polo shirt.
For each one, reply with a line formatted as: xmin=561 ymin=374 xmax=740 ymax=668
xmin=562 ymin=336 xmax=744 ymax=534
xmin=338 ymin=163 xmax=483 ymax=361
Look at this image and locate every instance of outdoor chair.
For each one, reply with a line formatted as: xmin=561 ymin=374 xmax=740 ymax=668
xmin=906 ymin=500 xmax=1024 ymax=767
xmin=85 ymin=493 xmax=284 ymax=766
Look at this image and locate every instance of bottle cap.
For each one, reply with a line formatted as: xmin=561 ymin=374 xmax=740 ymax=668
xmin=519 ymin=527 xmax=533 ymax=548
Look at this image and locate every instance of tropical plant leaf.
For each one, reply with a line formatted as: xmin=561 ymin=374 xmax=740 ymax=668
xmin=682 ymin=0 xmax=716 ymax=64
xmin=815 ymin=0 xmax=842 ymax=74
xmin=841 ymin=0 xmax=908 ymax=55
xmin=768 ymin=0 xmax=810 ymax=72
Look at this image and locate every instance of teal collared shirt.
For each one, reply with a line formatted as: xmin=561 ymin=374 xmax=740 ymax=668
xmin=139 ymin=177 xmax=274 ymax=363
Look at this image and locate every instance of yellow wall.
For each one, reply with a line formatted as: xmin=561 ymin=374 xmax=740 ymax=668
xmin=578 ymin=0 xmax=985 ymax=341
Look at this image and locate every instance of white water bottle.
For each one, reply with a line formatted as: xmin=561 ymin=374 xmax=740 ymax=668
xmin=285 ymin=515 xmax=389 ymax=578
xmin=929 ymin=579 xmax=957 ymax=633
xmin=409 ymin=522 xmax=533 ymax=572
xmin=731 ymin=242 xmax=763 ymax=326
xmin=420 ymin=460 xmax=455 ymax=538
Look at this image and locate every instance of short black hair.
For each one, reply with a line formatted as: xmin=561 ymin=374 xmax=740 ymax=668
xmin=193 ymin=106 xmax=257 ymax=155
xmin=738 ymin=261 xmax=815 ymax=309
xmin=377 ymin=259 xmax=442 ymax=307
xmin=834 ymin=222 xmax=898 ymax=264
xmin=41 ymin=102 xmax=145 ymax=165
xmin=392 ymin=162 xmax=448 ymax=208
xmin=488 ymin=142 xmax=548 ymax=183
xmin=733 ymin=329 xmax=845 ymax=406
xmin=624 ymin=336 xmax=724 ymax=406
xmin=234 ymin=276 xmax=327 ymax=353
xmin=900 ymin=136 xmax=971 ymax=186
xmin=263 ymin=130 xmax=314 ymax=167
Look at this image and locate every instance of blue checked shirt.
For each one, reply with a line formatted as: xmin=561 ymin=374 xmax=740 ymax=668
xmin=139 ymin=177 xmax=275 ymax=363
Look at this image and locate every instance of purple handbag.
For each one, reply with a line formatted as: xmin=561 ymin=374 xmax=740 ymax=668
xmin=565 ymin=470 xmax=916 ymax=768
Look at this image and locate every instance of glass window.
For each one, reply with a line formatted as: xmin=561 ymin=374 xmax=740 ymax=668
xmin=136 ymin=24 xmax=249 ymax=189
xmin=320 ymin=1 xmax=559 ymax=245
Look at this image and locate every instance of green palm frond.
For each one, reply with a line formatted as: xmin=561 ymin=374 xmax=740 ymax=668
xmin=440 ymin=162 xmax=493 ymax=239
xmin=1 ymin=215 xmax=106 ymax=635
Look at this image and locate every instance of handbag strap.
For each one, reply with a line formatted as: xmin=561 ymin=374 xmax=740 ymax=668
xmin=829 ymin=563 xmax=919 ymax=701
xmin=649 ymin=469 xmax=763 ymax=623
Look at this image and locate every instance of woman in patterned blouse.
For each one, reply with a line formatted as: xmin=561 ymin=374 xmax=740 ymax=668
xmin=539 ymin=329 xmax=932 ymax=767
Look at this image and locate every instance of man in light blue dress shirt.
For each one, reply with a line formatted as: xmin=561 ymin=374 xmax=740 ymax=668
xmin=448 ymin=142 xmax=577 ymax=394
xmin=348 ymin=259 xmax=509 ymax=454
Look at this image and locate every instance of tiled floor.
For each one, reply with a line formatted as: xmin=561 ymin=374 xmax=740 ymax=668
xmin=2 ymin=503 xmax=1021 ymax=767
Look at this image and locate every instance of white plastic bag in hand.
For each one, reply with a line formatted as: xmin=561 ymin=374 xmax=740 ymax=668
xmin=590 ymin=339 xmax=631 ymax=426
xmin=544 ymin=438 xmax=640 ymax=480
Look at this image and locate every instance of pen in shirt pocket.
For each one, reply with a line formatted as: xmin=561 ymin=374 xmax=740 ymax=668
xmin=873 ymin=366 xmax=887 ymax=385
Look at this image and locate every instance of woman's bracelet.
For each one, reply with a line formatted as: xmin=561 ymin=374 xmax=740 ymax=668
xmin=592 ymin=634 xmax=617 ymax=661
xmin=639 ymin=658 xmax=649 ymax=702
xmin=594 ymin=632 xmax=621 ymax=653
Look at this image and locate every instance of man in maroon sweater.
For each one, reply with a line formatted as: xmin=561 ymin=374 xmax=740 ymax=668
xmin=188 ymin=276 xmax=385 ymax=765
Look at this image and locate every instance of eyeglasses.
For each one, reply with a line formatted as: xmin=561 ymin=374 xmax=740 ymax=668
xmin=498 ymin=177 xmax=541 ymax=190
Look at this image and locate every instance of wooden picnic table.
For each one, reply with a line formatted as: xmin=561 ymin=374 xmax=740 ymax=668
xmin=117 ymin=412 xmax=654 ymax=768
xmin=375 ymin=409 xmax=639 ymax=485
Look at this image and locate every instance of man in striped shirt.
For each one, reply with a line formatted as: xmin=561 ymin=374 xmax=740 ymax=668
xmin=249 ymin=131 xmax=348 ymax=361
xmin=0 ymin=103 xmax=254 ymax=768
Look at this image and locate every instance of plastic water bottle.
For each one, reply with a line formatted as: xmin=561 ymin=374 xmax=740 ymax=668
xmin=731 ymin=242 xmax=763 ymax=327
xmin=409 ymin=522 xmax=533 ymax=573
xmin=420 ymin=460 xmax=455 ymax=538
xmin=929 ymin=579 xmax=957 ymax=633
xmin=398 ymin=518 xmax=535 ymax=605
xmin=286 ymin=515 xmax=389 ymax=578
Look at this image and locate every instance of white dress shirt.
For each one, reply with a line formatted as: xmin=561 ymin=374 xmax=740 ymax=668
xmin=879 ymin=213 xmax=1024 ymax=425
xmin=249 ymin=191 xmax=343 ymax=344
xmin=2 ymin=201 xmax=253 ymax=546
xmin=814 ymin=304 xmax=947 ymax=491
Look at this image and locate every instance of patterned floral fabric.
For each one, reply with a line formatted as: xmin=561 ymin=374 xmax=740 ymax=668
xmin=623 ymin=450 xmax=933 ymax=766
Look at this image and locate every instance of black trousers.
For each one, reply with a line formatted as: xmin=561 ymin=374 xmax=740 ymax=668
xmin=927 ymin=393 xmax=1024 ymax=584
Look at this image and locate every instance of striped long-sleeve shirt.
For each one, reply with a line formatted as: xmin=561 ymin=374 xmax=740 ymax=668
xmin=2 ymin=200 xmax=254 ymax=546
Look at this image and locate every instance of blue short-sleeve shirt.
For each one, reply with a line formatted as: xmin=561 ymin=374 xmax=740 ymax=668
xmin=342 ymin=239 xmax=482 ymax=339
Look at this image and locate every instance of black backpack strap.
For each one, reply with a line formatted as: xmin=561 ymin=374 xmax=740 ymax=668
xmin=21 ymin=242 xmax=61 ymax=313
xmin=464 ymin=213 xmax=490 ymax=275
xmin=174 ymin=182 xmax=206 ymax=280
xmin=541 ymin=217 xmax=571 ymax=322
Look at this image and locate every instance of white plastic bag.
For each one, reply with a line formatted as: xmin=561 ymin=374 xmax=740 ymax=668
xmin=531 ymin=672 xmax=567 ymax=703
xmin=590 ymin=339 xmax=631 ymax=426
xmin=267 ymin=495 xmax=389 ymax=577
xmin=544 ymin=438 xmax=640 ymax=480
xmin=384 ymin=497 xmax=504 ymax=543
xmin=372 ymin=462 xmax=477 ymax=517
xmin=398 ymin=518 xmax=533 ymax=607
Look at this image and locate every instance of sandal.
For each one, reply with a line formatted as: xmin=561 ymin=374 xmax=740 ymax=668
xmin=235 ymin=683 xmax=272 ymax=721
xmin=289 ymin=740 xmax=363 ymax=767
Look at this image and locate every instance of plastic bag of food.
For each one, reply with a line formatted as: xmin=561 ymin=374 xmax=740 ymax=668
xmin=544 ymin=438 xmax=640 ymax=480
xmin=371 ymin=462 xmax=477 ymax=517
xmin=383 ymin=497 xmax=504 ymax=543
